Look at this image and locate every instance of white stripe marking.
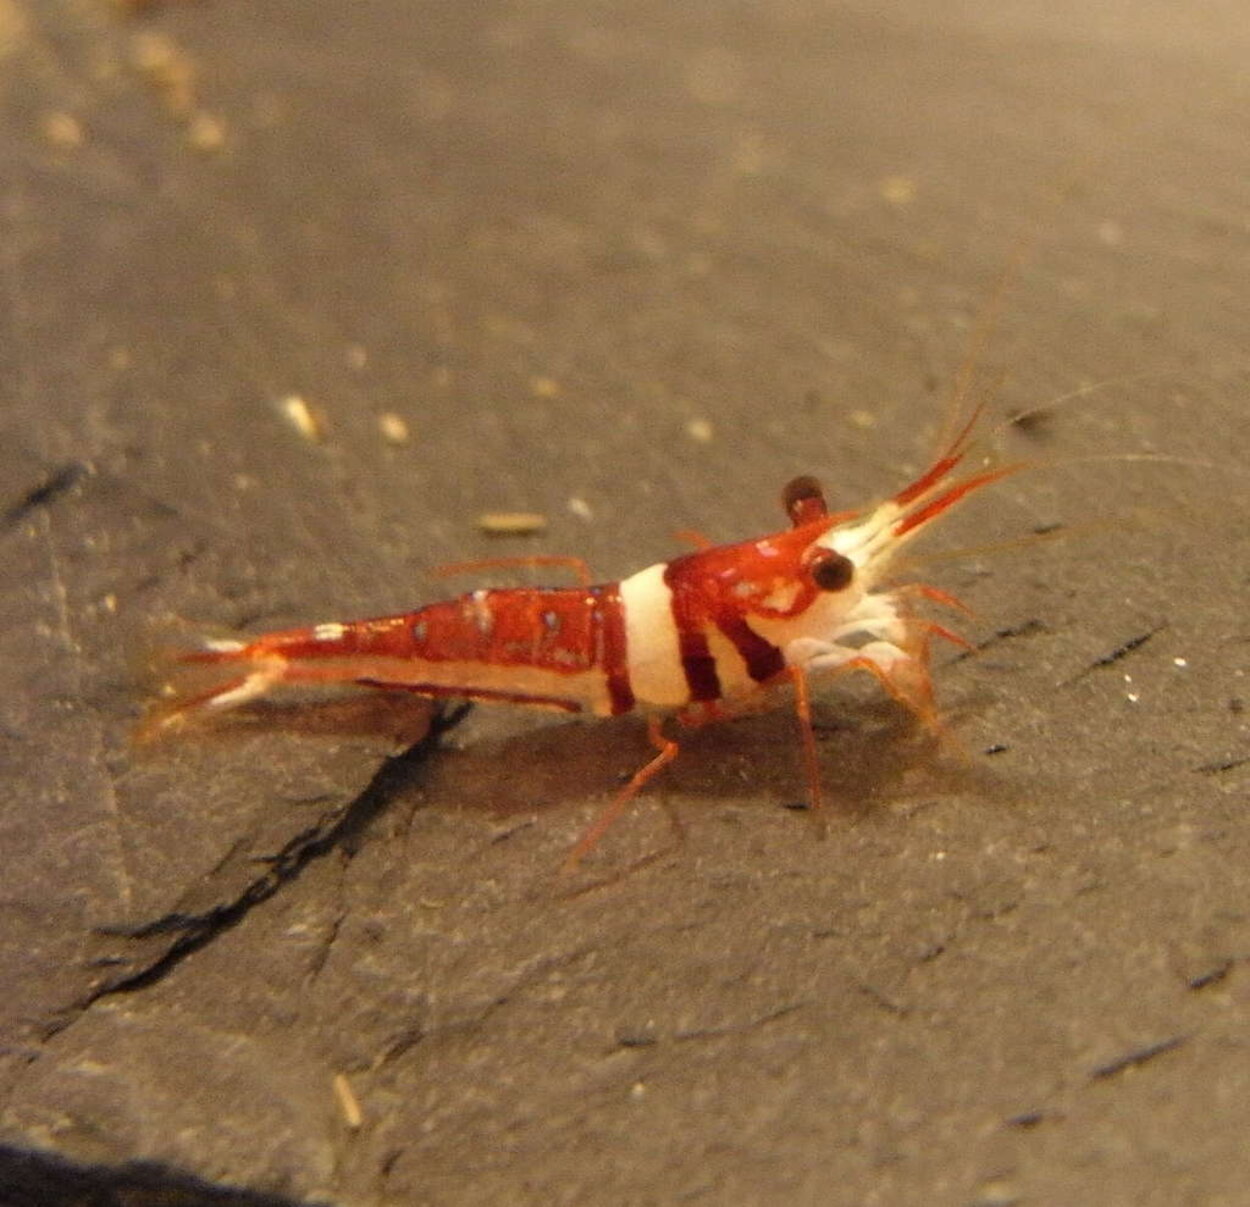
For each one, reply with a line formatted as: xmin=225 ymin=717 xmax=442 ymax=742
xmin=314 ymin=622 xmax=346 ymax=642
xmin=619 ymin=562 xmax=687 ymax=708
xmin=206 ymin=673 xmax=270 ymax=711
xmin=203 ymin=638 xmax=246 ymax=654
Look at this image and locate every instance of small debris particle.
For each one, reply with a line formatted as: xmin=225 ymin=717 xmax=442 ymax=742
xmin=685 ymin=417 xmax=714 ymax=443
xmin=529 ymin=375 xmax=560 ymax=398
xmin=847 ymin=409 xmax=876 ymax=430
xmin=1187 ymin=961 xmax=1231 ymax=990
xmin=40 ymin=111 xmax=84 ymax=149
xmin=377 ymin=412 xmax=411 ymax=445
xmin=2 ymin=462 xmax=88 ymax=530
xmin=617 ymin=1030 xmax=658 ymax=1049
xmin=1195 ymin=755 xmax=1249 ymax=776
xmin=333 ymin=1072 xmax=363 ymax=1129
xmin=346 ymin=344 xmax=369 ymax=370
xmin=629 ymin=1081 xmax=647 ymax=1100
xmin=477 ymin=512 xmax=548 ymax=536
xmin=1173 ymin=656 xmax=1188 ymax=668
xmin=1004 ymin=1110 xmax=1048 ymax=1129
xmin=1007 ymin=405 xmax=1055 ymax=438
xmin=879 ymin=175 xmax=916 ymax=206
xmin=130 ymin=31 xmax=196 ymax=117
xmin=567 ymin=496 xmax=593 ymax=521
xmin=1090 ymin=1034 xmax=1187 ymax=1080
xmin=984 ymin=743 xmax=1009 ymax=756
xmin=969 ymin=1177 xmax=1020 ymax=1207
xmin=278 ymin=395 xmax=326 ymax=442
xmin=186 ymin=111 xmax=226 ymax=152
xmin=131 ymin=30 xmax=179 ymax=77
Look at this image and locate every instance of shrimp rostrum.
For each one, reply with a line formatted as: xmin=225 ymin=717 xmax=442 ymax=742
xmin=151 ymin=410 xmax=1015 ymax=864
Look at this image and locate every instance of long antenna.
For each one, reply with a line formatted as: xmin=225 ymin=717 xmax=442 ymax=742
xmin=930 ymin=169 xmax=1087 ymax=465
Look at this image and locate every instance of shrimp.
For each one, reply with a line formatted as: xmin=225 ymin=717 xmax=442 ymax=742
xmin=147 ymin=404 xmax=1018 ymax=866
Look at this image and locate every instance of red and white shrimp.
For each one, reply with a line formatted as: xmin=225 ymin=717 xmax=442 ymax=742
xmin=150 ymin=408 xmax=1016 ymax=865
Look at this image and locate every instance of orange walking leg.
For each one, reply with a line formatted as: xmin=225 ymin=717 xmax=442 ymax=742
xmin=563 ymin=715 xmax=679 ymax=871
xmin=782 ymin=665 xmax=826 ymax=836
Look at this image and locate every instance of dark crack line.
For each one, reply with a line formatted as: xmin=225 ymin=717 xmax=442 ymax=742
xmin=1065 ymin=621 xmax=1168 ymax=684
xmin=1188 ymin=960 xmax=1232 ymax=991
xmin=670 ymin=1002 xmax=806 ymax=1043
xmin=1195 ymin=754 xmax=1249 ymax=775
xmin=84 ymin=703 xmax=471 ymax=1001
xmin=949 ymin=618 xmax=1048 ymax=663
xmin=376 ymin=945 xmax=599 ymax=1068
xmin=306 ymin=908 xmax=349 ymax=983
xmin=1 ymin=461 xmax=88 ymax=530
xmin=1089 ymin=1033 xmax=1187 ymax=1080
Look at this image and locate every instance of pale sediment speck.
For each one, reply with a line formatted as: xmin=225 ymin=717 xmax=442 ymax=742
xmin=41 ymin=111 xmax=85 ymax=149
xmin=333 ymin=1073 xmax=363 ymax=1129
xmin=477 ymin=512 xmax=548 ymax=535
xmin=879 ymin=175 xmax=916 ymax=205
xmin=378 ymin=412 xmax=410 ymax=444
xmin=187 ymin=111 xmax=226 ymax=152
xmin=278 ymin=395 xmax=327 ymax=443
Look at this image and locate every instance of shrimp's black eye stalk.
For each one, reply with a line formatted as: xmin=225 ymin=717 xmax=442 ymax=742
xmin=810 ymin=550 xmax=855 ymax=592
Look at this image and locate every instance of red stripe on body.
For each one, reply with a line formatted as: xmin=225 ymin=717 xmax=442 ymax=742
xmin=662 ymin=561 xmax=723 ymax=703
xmin=249 ymin=585 xmax=635 ymax=715
xmin=663 ymin=528 xmax=822 ymax=702
xmin=595 ymin=584 xmax=636 ymax=715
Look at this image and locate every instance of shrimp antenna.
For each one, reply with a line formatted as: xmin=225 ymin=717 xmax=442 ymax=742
xmin=956 ymin=370 xmax=1187 ymax=462
xmin=930 ymin=168 xmax=1089 ymax=464
xmin=893 ymin=448 xmax=1250 ymax=575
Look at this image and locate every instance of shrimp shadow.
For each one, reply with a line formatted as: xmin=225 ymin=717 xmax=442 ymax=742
xmin=136 ymin=687 xmax=441 ymax=751
xmin=135 ymin=681 xmax=1016 ymax=864
xmin=422 ymin=689 xmax=1001 ymax=834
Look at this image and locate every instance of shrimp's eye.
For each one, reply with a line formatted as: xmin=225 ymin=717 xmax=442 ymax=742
xmin=810 ymin=550 xmax=854 ymax=592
